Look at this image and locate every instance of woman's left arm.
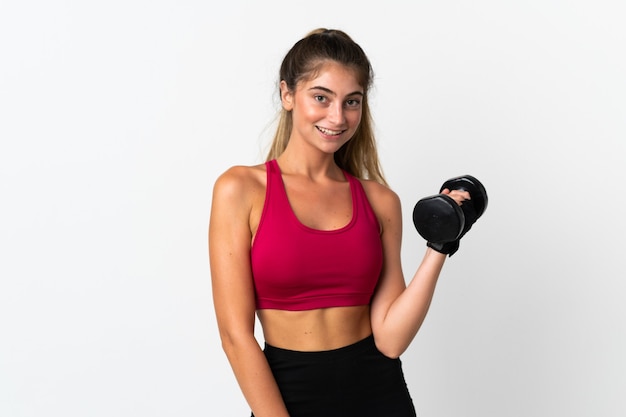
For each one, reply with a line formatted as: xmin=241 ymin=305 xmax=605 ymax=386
xmin=366 ymin=182 xmax=464 ymax=358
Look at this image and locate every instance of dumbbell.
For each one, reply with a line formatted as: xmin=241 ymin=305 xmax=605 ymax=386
xmin=412 ymin=175 xmax=488 ymax=256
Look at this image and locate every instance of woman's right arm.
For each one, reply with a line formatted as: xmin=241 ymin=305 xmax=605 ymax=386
xmin=209 ymin=167 xmax=290 ymax=417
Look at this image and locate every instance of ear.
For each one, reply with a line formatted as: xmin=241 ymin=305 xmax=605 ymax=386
xmin=280 ymin=80 xmax=294 ymax=111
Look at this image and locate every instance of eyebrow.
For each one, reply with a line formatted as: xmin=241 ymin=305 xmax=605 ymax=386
xmin=308 ymin=86 xmax=364 ymax=96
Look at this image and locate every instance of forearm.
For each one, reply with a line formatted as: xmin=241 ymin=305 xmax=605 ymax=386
xmin=222 ymin=334 xmax=290 ymax=417
xmin=375 ymin=248 xmax=446 ymax=358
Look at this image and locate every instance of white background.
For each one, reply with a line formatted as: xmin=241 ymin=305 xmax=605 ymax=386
xmin=1 ymin=1 xmax=625 ymax=416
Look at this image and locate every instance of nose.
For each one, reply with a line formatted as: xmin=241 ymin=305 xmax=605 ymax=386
xmin=328 ymin=102 xmax=346 ymax=126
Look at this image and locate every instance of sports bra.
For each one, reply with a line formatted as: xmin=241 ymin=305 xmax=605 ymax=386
xmin=250 ymin=159 xmax=383 ymax=311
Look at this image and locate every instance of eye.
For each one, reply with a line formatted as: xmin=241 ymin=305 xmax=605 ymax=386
xmin=314 ymin=95 xmax=327 ymax=103
xmin=345 ymin=98 xmax=361 ymax=108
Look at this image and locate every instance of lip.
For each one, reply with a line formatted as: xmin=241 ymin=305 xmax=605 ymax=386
xmin=316 ymin=126 xmax=347 ymax=138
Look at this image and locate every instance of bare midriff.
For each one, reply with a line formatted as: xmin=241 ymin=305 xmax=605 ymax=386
xmin=257 ymin=305 xmax=372 ymax=351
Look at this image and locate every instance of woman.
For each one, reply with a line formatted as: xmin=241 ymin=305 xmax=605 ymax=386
xmin=209 ymin=28 xmax=471 ymax=417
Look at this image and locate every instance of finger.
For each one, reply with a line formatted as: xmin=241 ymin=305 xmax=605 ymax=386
xmin=450 ymin=190 xmax=471 ymax=200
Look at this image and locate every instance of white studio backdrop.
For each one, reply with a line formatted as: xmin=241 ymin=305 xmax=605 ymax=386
xmin=1 ymin=1 xmax=625 ymax=416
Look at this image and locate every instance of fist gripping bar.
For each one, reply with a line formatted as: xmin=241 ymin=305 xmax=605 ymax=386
xmin=412 ymin=175 xmax=488 ymax=256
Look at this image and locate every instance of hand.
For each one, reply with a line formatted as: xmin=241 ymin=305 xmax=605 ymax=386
xmin=413 ymin=175 xmax=488 ymax=257
xmin=441 ymin=188 xmax=470 ymax=206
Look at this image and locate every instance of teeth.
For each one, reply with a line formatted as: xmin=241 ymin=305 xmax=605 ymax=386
xmin=317 ymin=126 xmax=343 ymax=135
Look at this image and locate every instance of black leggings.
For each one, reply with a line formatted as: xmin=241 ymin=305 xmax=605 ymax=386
xmin=252 ymin=335 xmax=416 ymax=417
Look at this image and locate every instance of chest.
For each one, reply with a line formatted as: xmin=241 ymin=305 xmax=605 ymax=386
xmin=282 ymin=178 xmax=352 ymax=230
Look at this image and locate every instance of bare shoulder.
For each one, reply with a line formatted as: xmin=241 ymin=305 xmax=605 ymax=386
xmin=359 ymin=179 xmax=401 ymax=213
xmin=358 ymin=179 xmax=402 ymax=232
xmin=212 ymin=163 xmax=266 ymax=201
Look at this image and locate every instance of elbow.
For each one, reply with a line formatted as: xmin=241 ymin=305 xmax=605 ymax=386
xmin=219 ymin=331 xmax=236 ymax=355
xmin=374 ymin=338 xmax=405 ymax=360
xmin=219 ymin=328 xmax=258 ymax=359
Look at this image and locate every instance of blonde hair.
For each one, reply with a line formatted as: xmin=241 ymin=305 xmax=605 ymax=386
xmin=266 ymin=28 xmax=387 ymax=186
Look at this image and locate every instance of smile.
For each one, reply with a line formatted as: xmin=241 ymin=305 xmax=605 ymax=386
xmin=316 ymin=126 xmax=345 ymax=136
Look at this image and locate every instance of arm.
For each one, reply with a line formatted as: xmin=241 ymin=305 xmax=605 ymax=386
xmin=209 ymin=167 xmax=290 ymax=417
xmin=367 ymin=184 xmax=467 ymax=359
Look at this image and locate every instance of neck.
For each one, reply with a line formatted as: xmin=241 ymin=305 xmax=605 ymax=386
xmin=276 ymin=149 xmax=342 ymax=181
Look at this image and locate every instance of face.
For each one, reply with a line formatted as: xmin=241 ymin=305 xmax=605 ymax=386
xmin=281 ymin=61 xmax=364 ymax=155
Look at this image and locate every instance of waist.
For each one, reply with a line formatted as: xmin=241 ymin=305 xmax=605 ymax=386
xmin=264 ymin=333 xmax=376 ymax=361
xmin=257 ymin=305 xmax=372 ymax=352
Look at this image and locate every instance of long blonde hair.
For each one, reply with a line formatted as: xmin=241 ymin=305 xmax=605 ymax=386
xmin=266 ymin=28 xmax=387 ymax=186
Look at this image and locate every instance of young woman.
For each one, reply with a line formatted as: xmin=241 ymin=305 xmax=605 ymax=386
xmin=209 ymin=28 xmax=471 ymax=417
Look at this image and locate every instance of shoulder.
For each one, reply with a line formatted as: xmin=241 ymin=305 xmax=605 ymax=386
xmin=358 ymin=179 xmax=402 ymax=228
xmin=213 ymin=164 xmax=266 ymax=196
xmin=212 ymin=164 xmax=267 ymax=209
xmin=359 ymin=179 xmax=401 ymax=210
